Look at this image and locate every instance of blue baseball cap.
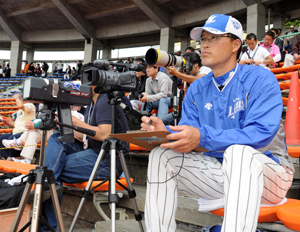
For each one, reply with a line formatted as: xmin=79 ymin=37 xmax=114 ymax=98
xmin=190 ymin=14 xmax=243 ymax=42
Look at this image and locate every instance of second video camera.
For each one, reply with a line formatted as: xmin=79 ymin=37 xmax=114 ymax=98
xmin=81 ymin=60 xmax=144 ymax=93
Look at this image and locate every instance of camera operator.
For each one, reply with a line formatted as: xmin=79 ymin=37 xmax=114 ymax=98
xmin=129 ymin=58 xmax=148 ymax=111
xmin=139 ymin=65 xmax=173 ymax=119
xmin=41 ymin=85 xmax=129 ymax=231
xmin=166 ymin=52 xmax=212 ymax=84
xmin=239 ymin=33 xmax=274 ymax=69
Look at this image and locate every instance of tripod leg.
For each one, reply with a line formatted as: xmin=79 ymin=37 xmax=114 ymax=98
xmin=109 ymin=140 xmax=118 ymax=232
xmin=118 ymin=150 xmax=144 ymax=232
xmin=10 ymin=182 xmax=34 ymax=232
xmin=48 ymin=180 xmax=65 ymax=232
xmin=68 ymin=147 xmax=107 ymax=232
xmin=31 ymin=183 xmax=43 ymax=232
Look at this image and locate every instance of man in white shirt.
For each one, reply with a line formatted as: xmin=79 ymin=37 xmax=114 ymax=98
xmin=139 ymin=65 xmax=173 ymax=119
xmin=240 ymin=33 xmax=274 ymax=69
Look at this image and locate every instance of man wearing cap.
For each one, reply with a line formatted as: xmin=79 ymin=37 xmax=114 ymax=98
xmin=141 ymin=14 xmax=294 ymax=232
xmin=283 ymin=26 xmax=300 ymax=67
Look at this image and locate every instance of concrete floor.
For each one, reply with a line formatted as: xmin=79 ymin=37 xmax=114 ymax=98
xmin=62 ymin=213 xmax=95 ymax=232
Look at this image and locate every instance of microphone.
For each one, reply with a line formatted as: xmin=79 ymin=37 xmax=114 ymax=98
xmin=127 ymin=63 xmax=144 ymax=71
xmin=93 ymin=59 xmax=110 ymax=69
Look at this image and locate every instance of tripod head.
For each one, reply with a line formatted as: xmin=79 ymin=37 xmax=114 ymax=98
xmin=37 ymin=102 xmax=96 ymax=166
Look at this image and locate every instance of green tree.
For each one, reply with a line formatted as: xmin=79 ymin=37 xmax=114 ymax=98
xmin=285 ymin=18 xmax=300 ymax=29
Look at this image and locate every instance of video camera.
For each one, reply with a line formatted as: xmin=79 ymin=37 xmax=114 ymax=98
xmin=81 ymin=59 xmax=144 ymax=93
xmin=145 ymin=48 xmax=193 ymax=74
xmin=22 ymin=77 xmax=93 ymax=143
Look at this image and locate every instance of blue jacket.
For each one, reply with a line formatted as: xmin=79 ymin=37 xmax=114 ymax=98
xmin=167 ymin=64 xmax=282 ymax=162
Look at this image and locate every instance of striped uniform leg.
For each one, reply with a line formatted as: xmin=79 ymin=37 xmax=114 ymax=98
xmin=222 ymin=145 xmax=293 ymax=232
xmin=145 ymin=147 xmax=224 ymax=232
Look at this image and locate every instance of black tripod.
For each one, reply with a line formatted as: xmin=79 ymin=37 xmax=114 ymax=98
xmin=10 ymin=104 xmax=96 ymax=232
xmin=69 ymin=90 xmax=143 ymax=232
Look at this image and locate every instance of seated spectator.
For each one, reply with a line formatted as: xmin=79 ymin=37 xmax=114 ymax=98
xmin=124 ymin=57 xmax=131 ymax=64
xmin=3 ymin=105 xmax=83 ymax=164
xmin=166 ymin=52 xmax=211 ymax=84
xmin=40 ymin=69 xmax=47 ymax=78
xmin=162 ymin=52 xmax=212 ymax=125
xmin=0 ymin=94 xmax=36 ymax=159
xmin=42 ymin=61 xmax=49 ymax=74
xmin=260 ymin=30 xmax=281 ymax=68
xmin=185 ymin=46 xmax=195 ymax=53
xmin=56 ymin=61 xmax=63 ymax=74
xmin=27 ymin=62 xmax=35 ymax=76
xmin=20 ymin=61 xmax=29 ymax=74
xmin=129 ymin=58 xmax=147 ymax=111
xmin=139 ymin=65 xmax=173 ymax=119
xmin=77 ymin=60 xmax=83 ymax=76
xmin=239 ymin=33 xmax=274 ymax=69
xmin=64 ymin=65 xmax=71 ymax=79
xmin=2 ymin=64 xmax=11 ymax=78
xmin=271 ymin=28 xmax=284 ymax=52
xmin=285 ymin=25 xmax=295 ymax=45
xmin=41 ymin=86 xmax=129 ymax=230
xmin=71 ymin=67 xmax=77 ymax=80
xmin=34 ymin=64 xmax=41 ymax=77
xmin=287 ymin=29 xmax=299 ymax=52
xmin=283 ymin=26 xmax=300 ymax=67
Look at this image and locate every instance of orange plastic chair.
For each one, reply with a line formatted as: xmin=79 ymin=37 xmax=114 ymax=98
xmin=289 ymin=64 xmax=300 ymax=71
xmin=282 ymin=97 xmax=288 ymax=106
xmin=130 ymin=143 xmax=149 ymax=151
xmin=277 ymin=204 xmax=300 ymax=231
xmin=210 ymin=198 xmax=300 ymax=223
xmin=271 ymin=67 xmax=291 ymax=74
xmin=287 ymin=146 xmax=300 ymax=158
xmin=70 ymin=177 xmax=133 ymax=191
xmin=275 ymin=72 xmax=293 ymax=81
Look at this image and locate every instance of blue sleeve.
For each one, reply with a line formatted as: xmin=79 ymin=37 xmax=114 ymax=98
xmin=179 ymin=72 xmax=282 ymax=151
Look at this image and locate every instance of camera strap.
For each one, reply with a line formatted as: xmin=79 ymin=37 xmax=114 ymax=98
xmin=83 ymin=101 xmax=94 ymax=149
xmin=246 ymin=45 xmax=259 ymax=60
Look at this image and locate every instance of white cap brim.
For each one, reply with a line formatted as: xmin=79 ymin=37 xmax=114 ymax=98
xmin=190 ymin=27 xmax=226 ymax=40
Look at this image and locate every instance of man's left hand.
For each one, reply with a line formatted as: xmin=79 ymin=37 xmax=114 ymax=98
xmin=165 ymin=65 xmax=178 ymax=76
xmin=161 ymin=125 xmax=200 ymax=153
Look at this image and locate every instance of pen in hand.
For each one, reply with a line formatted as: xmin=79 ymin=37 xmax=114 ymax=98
xmin=148 ymin=113 xmax=156 ymax=126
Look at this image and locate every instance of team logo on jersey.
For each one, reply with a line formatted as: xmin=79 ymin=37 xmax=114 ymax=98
xmin=206 ymin=15 xmax=217 ymax=24
xmin=228 ymin=97 xmax=244 ymax=119
xmin=205 ymin=102 xmax=213 ymax=110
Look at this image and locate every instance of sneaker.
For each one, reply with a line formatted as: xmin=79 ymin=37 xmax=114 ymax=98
xmin=2 ymin=138 xmax=22 ymax=151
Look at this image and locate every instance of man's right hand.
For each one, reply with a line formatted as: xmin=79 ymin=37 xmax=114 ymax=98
xmin=294 ymin=54 xmax=299 ymax=60
xmin=141 ymin=116 xmax=167 ymax=132
xmin=245 ymin=59 xmax=254 ymax=64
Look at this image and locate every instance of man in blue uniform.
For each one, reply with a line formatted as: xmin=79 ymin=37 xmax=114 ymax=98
xmin=141 ymin=14 xmax=294 ymax=232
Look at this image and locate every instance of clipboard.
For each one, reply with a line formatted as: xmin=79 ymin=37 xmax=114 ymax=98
xmin=110 ymin=131 xmax=208 ymax=152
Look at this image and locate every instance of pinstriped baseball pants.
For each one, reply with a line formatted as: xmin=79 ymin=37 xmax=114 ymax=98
xmin=145 ymin=145 xmax=294 ymax=232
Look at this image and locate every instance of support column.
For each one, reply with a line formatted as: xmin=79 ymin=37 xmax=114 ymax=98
xmin=160 ymin=27 xmax=175 ymax=53
xmin=84 ymin=38 xmax=99 ymax=64
xmin=52 ymin=61 xmax=56 ymax=72
xmin=102 ymin=46 xmax=111 ymax=60
xmin=247 ymin=3 xmax=266 ymax=40
xmin=26 ymin=48 xmax=34 ymax=63
xmin=273 ymin=15 xmax=286 ymax=33
xmin=180 ymin=37 xmax=190 ymax=52
xmin=10 ymin=41 xmax=24 ymax=76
